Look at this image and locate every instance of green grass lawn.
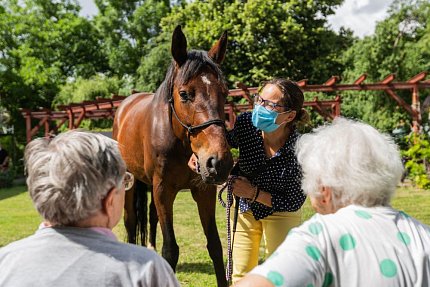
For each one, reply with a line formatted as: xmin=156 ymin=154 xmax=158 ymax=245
xmin=1 ymin=184 xmax=429 ymax=286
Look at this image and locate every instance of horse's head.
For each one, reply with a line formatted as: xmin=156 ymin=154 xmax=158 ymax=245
xmin=169 ymin=25 xmax=233 ymax=184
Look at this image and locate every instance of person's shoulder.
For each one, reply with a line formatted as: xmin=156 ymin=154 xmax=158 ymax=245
xmin=395 ymin=208 xmax=430 ymax=234
xmin=288 ymin=129 xmax=301 ymax=144
xmin=110 ymin=241 xmax=166 ymax=262
xmin=0 ymin=234 xmax=37 ymax=257
xmin=236 ymin=111 xmax=255 ymax=129
xmin=237 ymin=111 xmax=252 ymax=122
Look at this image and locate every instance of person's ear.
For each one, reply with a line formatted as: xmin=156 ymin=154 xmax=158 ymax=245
xmin=278 ymin=110 xmax=296 ymax=125
xmin=320 ymin=186 xmax=332 ymax=203
xmin=102 ymin=187 xmax=116 ymax=216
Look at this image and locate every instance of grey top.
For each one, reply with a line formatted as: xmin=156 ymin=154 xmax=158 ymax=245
xmin=0 ymin=227 xmax=180 ymax=287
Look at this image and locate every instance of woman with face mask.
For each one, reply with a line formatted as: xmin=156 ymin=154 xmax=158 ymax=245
xmin=189 ymin=78 xmax=309 ymax=283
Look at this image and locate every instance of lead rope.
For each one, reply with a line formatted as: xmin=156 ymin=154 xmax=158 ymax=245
xmin=218 ymin=175 xmax=238 ymax=285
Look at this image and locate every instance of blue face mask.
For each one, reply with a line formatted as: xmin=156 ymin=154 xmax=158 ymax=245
xmin=252 ymin=105 xmax=282 ymax=133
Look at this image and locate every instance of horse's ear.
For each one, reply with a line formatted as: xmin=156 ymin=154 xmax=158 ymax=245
xmin=171 ymin=25 xmax=188 ymax=67
xmin=208 ymin=31 xmax=228 ymax=65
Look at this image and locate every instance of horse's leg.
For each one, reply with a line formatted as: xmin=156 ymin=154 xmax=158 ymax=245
xmin=153 ymin=179 xmax=179 ymax=270
xmin=191 ymin=185 xmax=227 ymax=287
xmin=134 ymin=180 xmax=148 ymax=245
xmin=123 ymin=185 xmax=137 ymax=244
xmin=148 ymin=186 xmax=158 ymax=250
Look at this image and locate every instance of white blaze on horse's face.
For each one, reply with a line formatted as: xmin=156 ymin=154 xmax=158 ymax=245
xmin=201 ymin=75 xmax=211 ymax=86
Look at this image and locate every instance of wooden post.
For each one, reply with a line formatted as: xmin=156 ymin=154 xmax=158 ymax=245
xmin=67 ymin=109 xmax=74 ymax=129
xmin=333 ymin=95 xmax=341 ymax=117
xmin=44 ymin=119 xmax=50 ymax=138
xmin=412 ymin=86 xmax=421 ymax=133
xmin=25 ymin=113 xmax=32 ymax=144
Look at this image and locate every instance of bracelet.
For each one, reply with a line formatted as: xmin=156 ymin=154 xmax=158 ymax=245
xmin=250 ymin=186 xmax=260 ymax=203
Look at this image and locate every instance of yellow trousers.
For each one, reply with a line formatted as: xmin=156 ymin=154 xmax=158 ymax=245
xmin=230 ymin=208 xmax=302 ymax=283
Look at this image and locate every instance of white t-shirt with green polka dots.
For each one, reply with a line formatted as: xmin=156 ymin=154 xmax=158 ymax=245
xmin=250 ymin=205 xmax=430 ymax=287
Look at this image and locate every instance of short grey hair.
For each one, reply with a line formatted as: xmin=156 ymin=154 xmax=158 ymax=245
xmin=296 ymin=117 xmax=404 ymax=208
xmin=25 ymin=130 xmax=126 ymax=225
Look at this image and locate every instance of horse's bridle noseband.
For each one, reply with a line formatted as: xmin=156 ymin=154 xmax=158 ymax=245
xmin=168 ymin=97 xmax=226 ymax=136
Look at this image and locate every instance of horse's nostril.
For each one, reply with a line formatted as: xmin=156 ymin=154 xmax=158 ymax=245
xmin=206 ymin=157 xmax=219 ymax=174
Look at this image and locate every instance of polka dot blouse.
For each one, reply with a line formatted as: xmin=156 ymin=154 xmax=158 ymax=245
xmin=227 ymin=112 xmax=306 ymax=220
xmin=250 ymin=205 xmax=430 ymax=286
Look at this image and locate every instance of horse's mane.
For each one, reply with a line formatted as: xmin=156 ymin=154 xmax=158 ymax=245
xmin=156 ymin=50 xmax=227 ymax=102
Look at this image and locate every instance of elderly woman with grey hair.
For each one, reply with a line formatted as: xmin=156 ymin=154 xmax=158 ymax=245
xmin=0 ymin=130 xmax=180 ymax=287
xmin=236 ymin=117 xmax=430 ymax=287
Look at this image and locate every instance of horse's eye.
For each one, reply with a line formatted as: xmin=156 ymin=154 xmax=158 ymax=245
xmin=179 ymin=91 xmax=189 ymax=101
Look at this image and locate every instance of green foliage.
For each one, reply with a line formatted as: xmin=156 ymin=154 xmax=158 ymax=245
xmin=136 ymin=41 xmax=171 ymax=92
xmin=0 ymin=168 xmax=16 ymax=189
xmin=230 ymin=148 xmax=239 ymax=161
xmin=94 ymin=0 xmax=170 ymax=77
xmin=141 ymin=0 xmax=353 ymax=88
xmin=53 ymin=74 xmax=127 ymax=130
xmin=403 ymin=134 xmax=430 ymax=189
xmin=53 ymin=74 xmax=124 ymax=106
xmin=0 ymin=0 xmax=109 ymax=144
xmin=340 ymin=0 xmax=430 ymax=130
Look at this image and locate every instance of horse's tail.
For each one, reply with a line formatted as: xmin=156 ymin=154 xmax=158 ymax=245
xmin=135 ymin=179 xmax=148 ymax=246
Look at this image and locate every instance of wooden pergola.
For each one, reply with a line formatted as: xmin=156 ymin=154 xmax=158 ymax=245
xmin=21 ymin=72 xmax=430 ymax=143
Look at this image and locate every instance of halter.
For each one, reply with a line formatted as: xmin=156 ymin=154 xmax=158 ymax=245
xmin=168 ymin=97 xmax=226 ymax=138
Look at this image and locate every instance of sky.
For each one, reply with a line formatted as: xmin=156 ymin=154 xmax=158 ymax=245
xmin=78 ymin=0 xmax=394 ymax=38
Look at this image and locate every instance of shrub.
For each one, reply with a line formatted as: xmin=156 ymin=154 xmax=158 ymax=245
xmin=0 ymin=168 xmax=16 ymax=189
xmin=403 ymin=134 xmax=430 ymax=189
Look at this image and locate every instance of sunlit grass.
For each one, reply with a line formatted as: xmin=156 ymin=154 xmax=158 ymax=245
xmin=1 ymin=184 xmax=429 ymax=286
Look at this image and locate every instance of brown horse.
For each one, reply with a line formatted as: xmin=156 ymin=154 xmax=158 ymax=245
xmin=113 ymin=25 xmax=233 ymax=287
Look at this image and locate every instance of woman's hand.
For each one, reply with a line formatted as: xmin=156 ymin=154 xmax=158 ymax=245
xmin=231 ymin=176 xmax=255 ymax=200
xmin=188 ymin=153 xmax=200 ymax=173
xmin=232 ymin=176 xmax=273 ymax=207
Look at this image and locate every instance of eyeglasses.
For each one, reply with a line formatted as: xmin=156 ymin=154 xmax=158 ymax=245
xmin=123 ymin=172 xmax=134 ymax=191
xmin=253 ymin=94 xmax=291 ymax=112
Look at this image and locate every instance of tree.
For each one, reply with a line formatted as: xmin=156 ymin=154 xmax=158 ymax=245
xmin=340 ymin=0 xmax=430 ymax=131
xmin=94 ymin=0 xmax=170 ymax=77
xmin=0 ymin=0 xmax=109 ymax=115
xmin=137 ymin=0 xmax=353 ymax=90
xmin=0 ymin=0 xmax=111 ymax=158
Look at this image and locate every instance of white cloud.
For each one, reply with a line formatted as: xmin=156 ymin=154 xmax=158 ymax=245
xmin=78 ymin=0 xmax=98 ymax=18
xmin=327 ymin=0 xmax=393 ymax=38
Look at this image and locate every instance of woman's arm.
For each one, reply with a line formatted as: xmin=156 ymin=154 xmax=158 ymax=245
xmin=254 ymin=189 xmax=272 ymax=207
xmin=232 ymin=177 xmax=272 ymax=207
xmin=235 ymin=274 xmax=274 ymax=287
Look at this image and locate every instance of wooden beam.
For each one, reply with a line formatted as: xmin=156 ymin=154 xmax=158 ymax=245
xmin=385 ymin=89 xmax=416 ymax=117
xmin=408 ymin=72 xmax=427 ymax=84
xmin=300 ymin=82 xmax=430 ymax=92
xmin=50 ymin=118 xmax=68 ymax=134
xmin=228 ymin=87 xmax=258 ymax=97
xmin=311 ymin=104 xmax=333 ymax=120
xmin=353 ymin=74 xmax=367 ymax=85
xmin=297 ymin=79 xmax=308 ymax=87
xmin=25 ymin=113 xmax=32 ymax=143
xmin=30 ymin=116 xmax=50 ymax=137
xmin=236 ymin=82 xmax=253 ymax=104
xmin=333 ymin=95 xmax=342 ymax=117
xmin=324 ymin=76 xmax=340 ymax=86
xmin=381 ymin=74 xmax=395 ymax=84
xmin=74 ymin=110 xmax=86 ymax=128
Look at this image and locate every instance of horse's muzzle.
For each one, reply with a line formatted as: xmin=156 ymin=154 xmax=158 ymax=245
xmin=200 ymin=154 xmax=233 ymax=184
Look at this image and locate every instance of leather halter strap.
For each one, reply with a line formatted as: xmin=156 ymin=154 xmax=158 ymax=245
xmin=169 ymin=97 xmax=225 ymax=136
